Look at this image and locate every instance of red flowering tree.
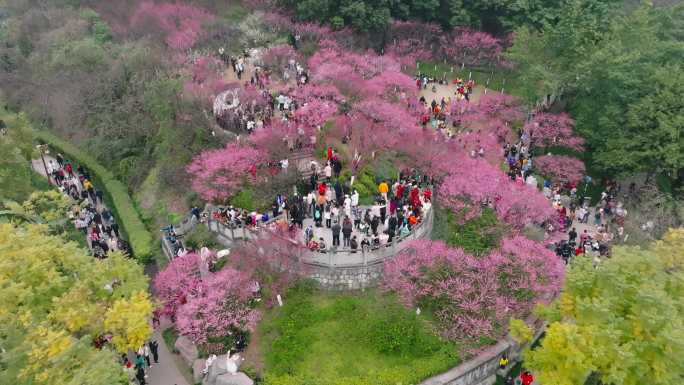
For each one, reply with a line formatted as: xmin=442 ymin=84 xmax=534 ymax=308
xmin=534 ymin=155 xmax=586 ymax=184
xmin=523 ymin=113 xmax=584 ymax=151
xmin=131 ymin=1 xmax=214 ymax=51
xmin=186 ymin=142 xmax=266 ymax=202
xmin=454 ymin=93 xmax=524 ymax=141
xmin=294 ymin=99 xmax=339 ymax=131
xmin=175 ymin=266 xmax=260 ymax=344
xmin=290 ymin=84 xmax=345 ymax=104
xmin=153 ymin=252 xmax=202 ymax=318
xmin=440 ymin=157 xmax=556 ymax=227
xmin=261 ymin=44 xmax=299 ymax=73
xmin=183 ymin=55 xmax=227 ymax=103
xmin=441 ymin=29 xmax=505 ymax=68
xmin=383 ymin=237 xmax=563 ymax=345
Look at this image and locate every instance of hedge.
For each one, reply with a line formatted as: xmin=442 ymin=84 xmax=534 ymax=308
xmin=33 ymin=130 xmax=154 ymax=263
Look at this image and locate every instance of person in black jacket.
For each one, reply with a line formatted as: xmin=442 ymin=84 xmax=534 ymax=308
xmin=342 ymin=216 xmax=353 ymax=247
xmin=331 ymin=220 xmax=341 ymax=247
xmin=388 ymin=215 xmax=397 ymax=243
xmin=350 ymin=236 xmax=358 ymax=252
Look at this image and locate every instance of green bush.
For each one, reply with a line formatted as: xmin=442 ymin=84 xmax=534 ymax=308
xmin=184 ymin=224 xmax=220 ymax=251
xmin=432 ymin=205 xmax=505 ymax=257
xmin=33 ymin=130 xmax=154 ymax=263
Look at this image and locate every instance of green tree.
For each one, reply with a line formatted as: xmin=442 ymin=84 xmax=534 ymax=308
xmin=524 ymin=228 xmax=684 ymax=385
xmin=509 ymin=2 xmax=684 ymax=187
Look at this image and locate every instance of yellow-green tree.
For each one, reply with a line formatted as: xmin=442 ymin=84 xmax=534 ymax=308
xmin=524 ymin=229 xmax=684 ymax=385
xmin=0 ymin=223 xmax=153 ymax=384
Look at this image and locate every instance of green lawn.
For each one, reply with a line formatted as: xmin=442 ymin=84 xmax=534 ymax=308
xmin=259 ymin=281 xmax=459 ymax=385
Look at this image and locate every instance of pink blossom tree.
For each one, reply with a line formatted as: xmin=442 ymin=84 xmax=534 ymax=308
xmin=261 ymin=44 xmax=299 ymax=74
xmin=534 ymin=155 xmax=586 ymax=184
xmin=290 ymin=84 xmax=345 ymax=104
xmin=440 ymin=29 xmax=504 ymax=68
xmin=523 ymin=113 xmax=584 ymax=151
xmin=439 ymin=157 xmax=556 ymax=228
xmin=131 ymin=2 xmax=215 ymax=51
xmin=383 ymin=237 xmax=563 ymax=344
xmin=187 ymin=143 xmax=266 ymax=202
xmin=454 ymin=93 xmax=524 ymax=141
xmin=175 ymin=266 xmax=260 ymax=344
xmin=183 ymin=55 xmax=226 ymax=103
xmin=153 ymin=252 xmax=202 ymax=318
xmin=294 ymin=99 xmax=339 ymax=131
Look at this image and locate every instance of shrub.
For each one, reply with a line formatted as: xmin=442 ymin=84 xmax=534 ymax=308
xmin=183 ymin=225 xmax=220 ymax=251
xmin=33 ymin=130 xmax=154 ymax=263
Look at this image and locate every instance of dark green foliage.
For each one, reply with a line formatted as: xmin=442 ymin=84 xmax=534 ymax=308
xmin=183 ymin=224 xmax=221 ymax=251
xmin=280 ymin=0 xmax=582 ymax=34
xmin=509 ymin=2 xmax=684 ymax=190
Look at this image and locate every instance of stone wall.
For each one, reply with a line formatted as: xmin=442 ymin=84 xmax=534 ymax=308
xmin=307 ymin=259 xmax=385 ymax=290
xmin=420 ymin=321 xmax=546 ymax=385
xmin=303 ymin=207 xmax=434 ymax=290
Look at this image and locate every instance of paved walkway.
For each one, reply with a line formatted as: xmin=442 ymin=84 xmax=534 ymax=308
xmin=147 ymin=319 xmax=190 ymax=385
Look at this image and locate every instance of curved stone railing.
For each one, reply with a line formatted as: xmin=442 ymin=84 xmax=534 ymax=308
xmin=162 ymin=203 xmax=433 ymax=290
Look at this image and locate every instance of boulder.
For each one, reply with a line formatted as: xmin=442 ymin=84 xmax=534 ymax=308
xmin=193 ymin=359 xmax=206 ymax=384
xmin=174 ymin=336 xmax=198 ymax=366
xmin=206 ymin=354 xmax=228 ymax=384
xmin=215 ymin=373 xmax=253 ymax=385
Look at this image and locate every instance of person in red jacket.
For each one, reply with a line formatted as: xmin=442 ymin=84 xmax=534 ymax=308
xmin=318 ymin=182 xmax=327 ymax=197
xmin=327 ymin=146 xmax=333 ymax=161
xmin=520 ymin=371 xmax=534 ymax=385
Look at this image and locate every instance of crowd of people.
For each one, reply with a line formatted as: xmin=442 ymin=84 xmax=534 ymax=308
xmin=121 ymin=340 xmax=160 ymax=385
xmin=214 ymin=47 xmax=311 ymax=138
xmin=46 ymin=153 xmax=129 ymax=258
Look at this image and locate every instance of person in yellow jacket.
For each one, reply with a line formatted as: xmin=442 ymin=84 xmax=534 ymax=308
xmin=378 ymin=181 xmax=389 ymax=202
xmin=499 ymin=354 xmax=509 ymax=369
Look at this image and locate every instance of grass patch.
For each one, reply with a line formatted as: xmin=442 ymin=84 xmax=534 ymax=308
xmin=415 ymin=61 xmax=527 ymax=100
xmin=162 ymin=327 xmax=179 ymax=354
xmin=259 ymin=281 xmax=459 ymax=385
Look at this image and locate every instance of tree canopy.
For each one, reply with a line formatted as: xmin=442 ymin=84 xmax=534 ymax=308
xmin=522 ymin=228 xmax=684 ymax=385
xmin=278 ymin=0 xmax=589 ymax=34
xmin=0 ymin=223 xmax=153 ymax=384
xmin=508 ymin=2 xmax=684 ymax=187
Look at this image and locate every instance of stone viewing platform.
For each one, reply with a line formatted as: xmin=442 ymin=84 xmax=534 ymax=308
xmin=164 ymin=203 xmax=434 ymax=290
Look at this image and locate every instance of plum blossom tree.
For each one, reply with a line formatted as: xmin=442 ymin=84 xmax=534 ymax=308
xmin=440 ymin=29 xmax=505 ymax=68
xmin=153 ymin=252 xmax=202 ymax=318
xmin=454 ymin=93 xmax=524 ymax=141
xmin=523 ymin=113 xmax=584 ymax=151
xmin=383 ymin=237 xmax=563 ymax=345
xmin=290 ymin=84 xmax=345 ymax=104
xmin=440 ymin=157 xmax=556 ymax=228
xmin=261 ymin=44 xmax=299 ymax=74
xmin=294 ymin=99 xmax=339 ymax=131
xmin=187 ymin=142 xmax=266 ymax=201
xmin=183 ymin=55 xmax=226 ymax=103
xmin=534 ymin=155 xmax=586 ymax=184
xmin=131 ymin=2 xmax=214 ymax=51
xmin=175 ymin=266 xmax=260 ymax=344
